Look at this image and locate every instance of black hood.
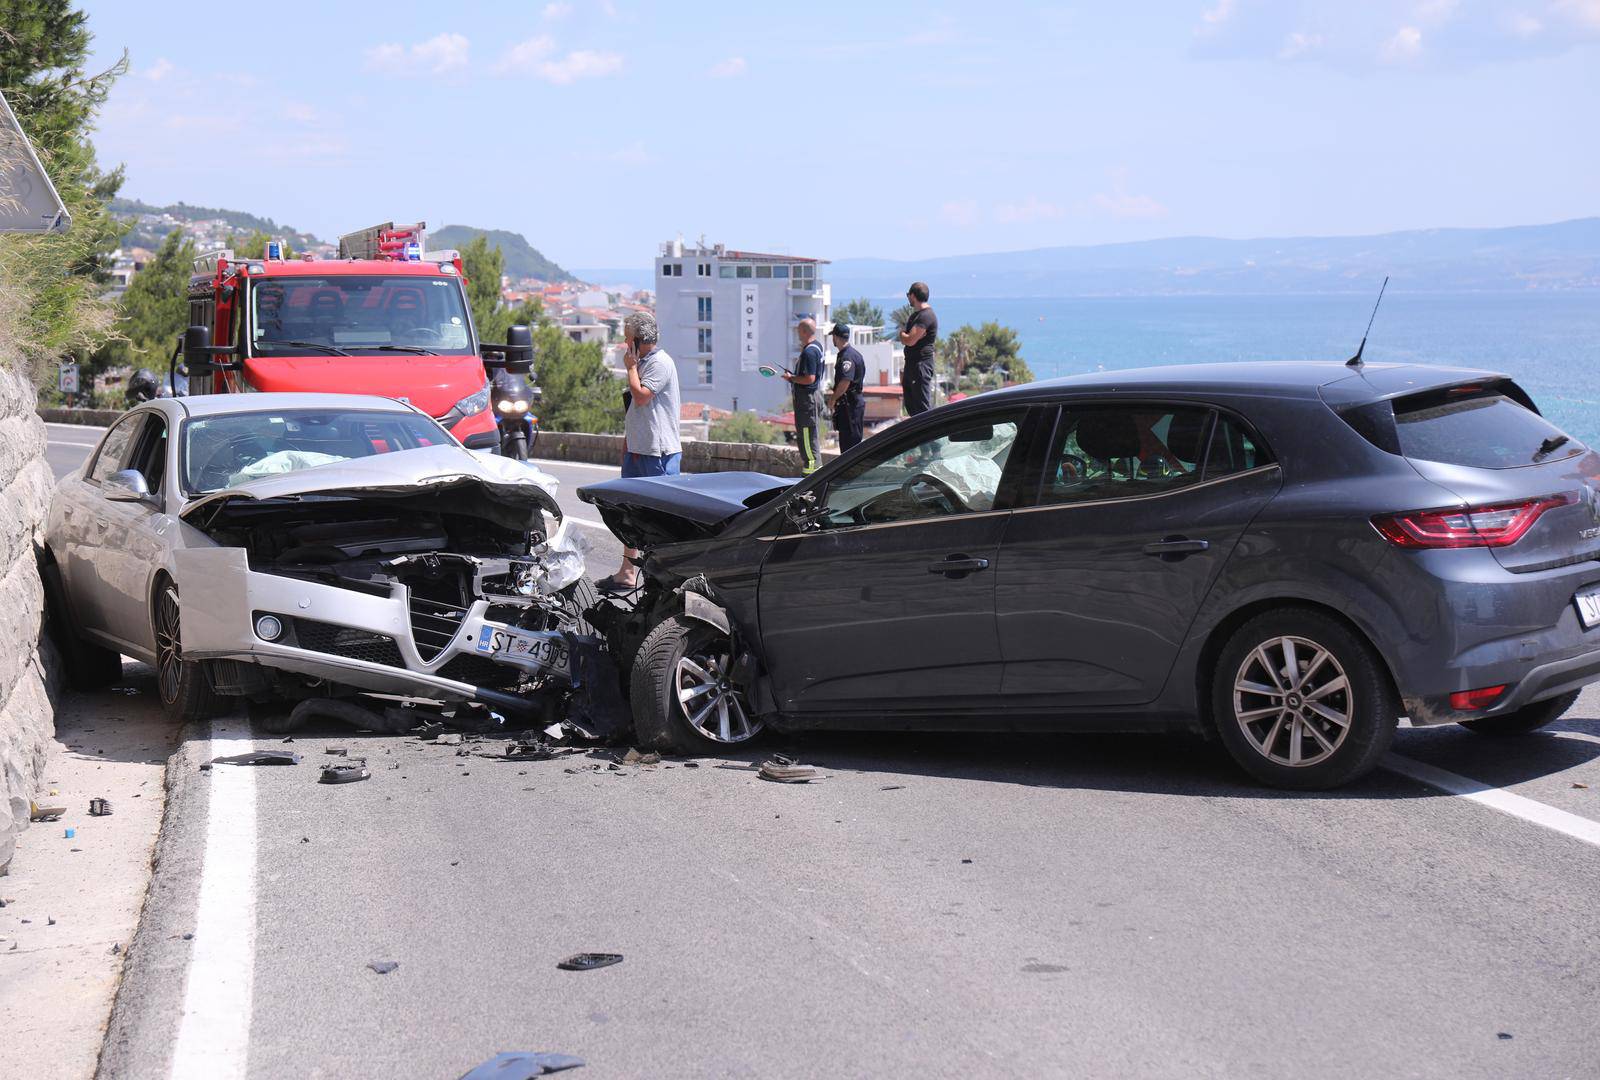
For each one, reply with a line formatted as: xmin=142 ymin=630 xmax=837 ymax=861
xmin=577 ymin=472 xmax=793 ymax=548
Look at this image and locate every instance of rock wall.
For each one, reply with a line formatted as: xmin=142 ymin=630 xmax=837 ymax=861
xmin=0 ymin=367 xmax=61 ymax=872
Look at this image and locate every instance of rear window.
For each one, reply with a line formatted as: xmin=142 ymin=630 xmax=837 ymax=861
xmin=1393 ymin=386 xmax=1584 ymax=470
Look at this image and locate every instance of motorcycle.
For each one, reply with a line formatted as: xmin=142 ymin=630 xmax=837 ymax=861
xmin=482 ymin=324 xmax=543 ymax=461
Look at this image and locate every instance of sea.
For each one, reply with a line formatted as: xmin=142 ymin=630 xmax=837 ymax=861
xmin=866 ymin=292 xmax=1600 ymax=446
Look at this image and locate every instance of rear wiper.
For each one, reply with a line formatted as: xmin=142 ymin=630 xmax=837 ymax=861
xmin=1535 ymin=434 xmax=1571 ymax=459
xmin=365 ymin=344 xmax=439 ymax=355
xmin=258 ymin=340 xmax=350 ymax=356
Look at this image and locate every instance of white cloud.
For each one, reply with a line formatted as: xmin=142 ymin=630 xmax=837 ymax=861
xmin=143 ymin=57 xmax=174 ymax=81
xmin=1505 ymin=11 xmax=1544 ymax=36
xmin=542 ymin=2 xmax=573 ymax=18
xmin=707 ymin=56 xmax=746 ymax=78
xmin=536 ymin=49 xmax=623 ymax=84
xmin=365 ymin=33 xmax=469 ymax=75
xmin=1092 ymin=169 xmax=1167 ymax=221
xmin=994 ymin=196 xmax=1064 ymax=225
xmin=1196 ymin=0 xmax=1237 ymax=34
xmin=1380 ymin=25 xmax=1424 ymax=62
xmin=1415 ymin=0 xmax=1459 ymax=24
xmin=608 ymin=141 xmax=654 ymax=166
xmin=1277 ymin=31 xmax=1323 ymax=59
xmin=1554 ymin=0 xmax=1600 ymax=29
xmin=939 ymin=200 xmax=980 ymax=228
xmin=283 ymin=102 xmax=320 ymax=124
xmin=494 ymin=35 xmax=557 ymax=74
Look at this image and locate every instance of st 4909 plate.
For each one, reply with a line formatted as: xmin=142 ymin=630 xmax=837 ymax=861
xmin=1577 ymin=588 xmax=1600 ymax=631
xmin=473 ymin=624 xmax=572 ymax=679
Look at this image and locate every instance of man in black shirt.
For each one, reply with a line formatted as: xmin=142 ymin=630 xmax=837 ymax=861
xmin=898 ymin=280 xmax=937 ymax=416
xmin=826 ymin=322 xmax=866 ymax=452
xmin=783 ymin=317 xmax=825 ymax=474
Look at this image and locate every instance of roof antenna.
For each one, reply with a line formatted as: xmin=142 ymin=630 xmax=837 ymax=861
xmin=1346 ymin=275 xmax=1389 ymax=369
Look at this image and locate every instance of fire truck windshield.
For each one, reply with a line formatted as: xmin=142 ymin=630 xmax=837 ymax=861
xmin=249 ymin=276 xmax=474 ymax=356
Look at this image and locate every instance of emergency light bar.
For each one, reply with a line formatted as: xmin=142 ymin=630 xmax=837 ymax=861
xmin=338 ymin=221 xmax=428 ymax=261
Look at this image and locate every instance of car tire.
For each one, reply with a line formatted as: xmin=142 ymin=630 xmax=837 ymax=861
xmin=41 ymin=560 xmax=123 ymax=690
xmin=629 ymin=614 xmax=762 ymax=753
xmin=152 ymin=577 xmax=224 ymax=722
xmin=1458 ymin=691 xmax=1580 ymax=736
xmin=556 ymin=577 xmax=601 ymax=636
xmin=1212 ymin=608 xmax=1398 ymax=789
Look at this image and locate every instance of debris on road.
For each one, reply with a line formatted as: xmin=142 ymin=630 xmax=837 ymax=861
xmin=620 ymin=748 xmax=660 ymax=766
xmin=64 ymin=828 xmax=75 ymax=839
xmin=89 ymin=797 xmax=112 ymax=816
xmin=29 ymin=803 xmax=65 ymax=821
xmin=759 ymin=755 xmax=820 ymax=783
xmin=212 ymin=750 xmax=301 ymax=766
xmin=367 ymin=960 xmax=399 ymax=975
xmin=457 ymin=1051 xmax=586 ymax=1077
xmin=557 ymin=952 xmax=623 ymax=971
xmin=320 ymin=761 xmax=371 ymax=785
xmin=506 ymin=739 xmax=558 ymax=761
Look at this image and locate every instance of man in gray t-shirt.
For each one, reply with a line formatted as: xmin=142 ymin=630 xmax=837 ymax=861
xmin=598 ymin=311 xmax=683 ymax=592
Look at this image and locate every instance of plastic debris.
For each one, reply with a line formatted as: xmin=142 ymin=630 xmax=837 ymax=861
xmin=368 ymin=960 xmax=399 ymax=975
xmin=64 ymin=828 xmax=75 ymax=839
xmin=1497 ymin=1032 xmax=1513 ymax=1041
xmin=506 ymin=740 xmax=558 ymax=761
xmin=457 ymin=1051 xmax=586 ymax=1078
xmin=29 ymin=803 xmax=65 ymax=821
xmin=89 ymin=797 xmax=112 ymax=816
xmin=759 ymin=755 xmax=819 ymax=784
xmin=557 ymin=953 xmax=623 ymax=971
xmin=320 ymin=760 xmax=371 ymax=784
xmin=213 ymin=750 xmax=301 ymax=766
xmin=325 ymin=747 xmax=349 ymax=757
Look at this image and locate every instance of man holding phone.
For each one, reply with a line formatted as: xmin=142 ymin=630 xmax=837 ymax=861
xmin=898 ymin=281 xmax=938 ymax=416
xmin=597 ymin=311 xmax=681 ymax=592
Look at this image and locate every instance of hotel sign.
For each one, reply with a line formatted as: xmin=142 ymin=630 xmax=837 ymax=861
xmin=740 ymin=283 xmax=759 ymax=372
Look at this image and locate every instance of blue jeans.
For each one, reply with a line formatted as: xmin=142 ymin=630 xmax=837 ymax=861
xmin=621 ymin=451 xmax=682 ymax=478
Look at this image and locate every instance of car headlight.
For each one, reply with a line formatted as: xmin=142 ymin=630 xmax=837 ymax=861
xmin=454 ymin=383 xmax=491 ymax=415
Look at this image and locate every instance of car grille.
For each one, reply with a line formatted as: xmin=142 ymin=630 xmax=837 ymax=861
xmin=437 ymin=653 xmax=520 ymax=689
xmin=410 ymin=596 xmax=470 ymax=662
xmin=292 ymin=619 xmax=405 ymax=669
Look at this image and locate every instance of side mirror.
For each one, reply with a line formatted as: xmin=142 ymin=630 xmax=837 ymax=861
xmin=505 ymin=324 xmax=534 ymax=375
xmin=103 ymin=469 xmax=153 ymax=503
xmin=783 ymin=489 xmax=828 ymax=532
xmin=183 ymin=324 xmax=215 ymax=377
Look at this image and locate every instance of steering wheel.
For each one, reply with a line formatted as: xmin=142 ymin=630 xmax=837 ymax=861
xmin=900 ymin=471 xmax=965 ymax=514
xmin=197 ymin=434 xmax=275 ymax=489
xmin=401 ymin=326 xmax=442 ymax=342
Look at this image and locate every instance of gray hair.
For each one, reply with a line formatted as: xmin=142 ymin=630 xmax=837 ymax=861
xmin=624 ymin=311 xmax=659 ymax=347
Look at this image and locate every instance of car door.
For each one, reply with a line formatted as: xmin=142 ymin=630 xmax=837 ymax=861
xmin=757 ymin=405 xmax=1041 ymax=715
xmin=95 ymin=412 xmax=178 ymax=658
xmin=58 ymin=412 xmax=146 ymax=642
xmin=995 ymin=402 xmax=1282 ymax=708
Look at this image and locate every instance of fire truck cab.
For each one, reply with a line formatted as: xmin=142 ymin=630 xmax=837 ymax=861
xmin=182 ymin=222 xmax=498 ymax=450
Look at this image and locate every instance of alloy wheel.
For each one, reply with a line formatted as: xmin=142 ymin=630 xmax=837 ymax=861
xmin=675 ymin=644 xmax=760 ymax=744
xmin=155 ymin=585 xmax=183 ymax=705
xmin=1231 ymin=635 xmax=1352 ymax=768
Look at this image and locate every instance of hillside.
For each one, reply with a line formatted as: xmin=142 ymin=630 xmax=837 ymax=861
xmin=109 ymin=197 xmax=324 ymax=252
xmin=828 ymin=218 xmax=1600 ymax=298
xmin=431 ymin=225 xmax=575 ymax=283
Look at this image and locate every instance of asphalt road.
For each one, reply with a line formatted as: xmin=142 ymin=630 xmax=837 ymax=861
xmin=44 ymin=424 xmax=1600 ymax=1079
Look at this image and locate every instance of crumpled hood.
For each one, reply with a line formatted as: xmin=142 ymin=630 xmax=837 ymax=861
xmin=577 ymin=472 xmax=793 ymax=547
xmin=181 ymin=444 xmax=563 ymax=533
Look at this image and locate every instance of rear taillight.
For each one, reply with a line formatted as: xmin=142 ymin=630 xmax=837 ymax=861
xmin=1450 ymin=685 xmax=1508 ymax=711
xmin=1372 ymin=493 xmax=1575 ymax=549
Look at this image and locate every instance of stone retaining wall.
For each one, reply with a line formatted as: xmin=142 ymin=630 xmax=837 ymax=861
xmin=38 ymin=406 xmax=122 ymax=427
xmin=1 ymin=368 xmax=62 ymax=872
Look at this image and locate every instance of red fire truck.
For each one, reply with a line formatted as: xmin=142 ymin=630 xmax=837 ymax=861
xmin=179 ymin=222 xmax=499 ymax=450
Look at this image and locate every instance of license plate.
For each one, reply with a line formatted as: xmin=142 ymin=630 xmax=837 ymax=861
xmin=1577 ymin=588 xmax=1600 ymax=631
xmin=474 ymin=624 xmax=572 ymax=678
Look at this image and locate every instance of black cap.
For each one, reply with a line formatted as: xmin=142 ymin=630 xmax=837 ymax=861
xmin=830 ymin=322 xmax=850 ymax=338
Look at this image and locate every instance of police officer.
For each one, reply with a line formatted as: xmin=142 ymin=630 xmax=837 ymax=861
xmin=784 ymin=318 xmax=824 ymax=474
xmin=826 ymin=322 xmax=866 ymax=452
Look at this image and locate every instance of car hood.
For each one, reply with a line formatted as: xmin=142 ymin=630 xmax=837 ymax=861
xmin=180 ymin=443 xmax=562 ymax=533
xmin=577 ymin=472 xmax=794 ymax=547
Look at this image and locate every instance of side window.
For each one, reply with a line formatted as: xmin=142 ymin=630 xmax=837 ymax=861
xmin=126 ymin=416 xmax=168 ymax=497
xmin=87 ymin=415 xmax=143 ymax=485
xmin=820 ymin=411 xmax=1026 ymax=528
xmin=1206 ymin=414 xmax=1273 ymax=478
xmin=1041 ymin=405 xmax=1213 ymax=506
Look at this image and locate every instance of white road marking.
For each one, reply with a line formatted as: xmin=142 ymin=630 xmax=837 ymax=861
xmin=169 ymin=719 xmax=256 ymax=1080
xmin=45 ymin=421 xmax=107 ymax=433
xmin=1384 ymin=752 xmax=1600 ymax=849
xmin=568 ymin=516 xmax=611 ymax=531
xmin=529 ymin=457 xmax=619 ymax=473
xmin=50 ymin=440 xmax=100 ymax=449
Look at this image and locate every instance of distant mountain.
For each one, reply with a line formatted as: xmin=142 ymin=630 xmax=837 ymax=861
xmin=432 ymin=225 xmax=575 ymax=283
xmin=829 ymin=218 xmax=1600 ymax=298
xmin=110 ymin=197 xmax=324 ymax=252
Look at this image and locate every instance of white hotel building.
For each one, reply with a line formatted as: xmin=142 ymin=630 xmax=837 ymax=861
xmin=653 ymin=238 xmax=832 ymax=414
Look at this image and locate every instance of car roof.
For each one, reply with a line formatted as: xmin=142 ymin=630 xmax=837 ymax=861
xmin=987 ymin=361 xmax=1508 ymax=404
xmin=172 ymin=392 xmax=421 ymax=418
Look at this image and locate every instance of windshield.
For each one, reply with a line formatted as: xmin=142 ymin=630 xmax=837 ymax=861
xmin=183 ymin=408 xmax=454 ymax=493
xmin=250 ymin=275 xmax=473 ymax=355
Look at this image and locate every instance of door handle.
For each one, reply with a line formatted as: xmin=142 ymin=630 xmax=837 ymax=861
xmin=927 ymin=553 xmax=991 ymax=577
xmin=1142 ymin=536 xmax=1209 ymax=559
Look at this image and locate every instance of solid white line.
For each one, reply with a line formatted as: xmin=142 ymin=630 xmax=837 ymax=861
xmin=529 ymin=456 xmax=619 ymax=473
xmin=568 ymin=516 xmax=611 ymax=531
xmin=45 ymin=420 xmax=108 ymax=433
xmin=169 ymin=719 xmax=256 ymax=1080
xmin=50 ymin=440 xmax=100 ymax=449
xmin=1384 ymin=752 xmax=1600 ymax=848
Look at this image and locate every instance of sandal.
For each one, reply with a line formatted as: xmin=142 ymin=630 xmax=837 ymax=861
xmin=594 ymin=573 xmax=638 ymax=593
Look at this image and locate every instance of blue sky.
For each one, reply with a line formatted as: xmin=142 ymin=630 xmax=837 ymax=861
xmin=81 ymin=1 xmax=1599 ymax=268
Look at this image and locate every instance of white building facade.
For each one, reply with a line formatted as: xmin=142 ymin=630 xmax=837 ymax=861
xmin=653 ymin=238 xmax=831 ymax=414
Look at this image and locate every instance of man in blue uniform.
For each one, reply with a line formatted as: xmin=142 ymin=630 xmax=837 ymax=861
xmin=826 ymin=322 xmax=866 ymax=452
xmin=783 ymin=318 xmax=824 ymax=474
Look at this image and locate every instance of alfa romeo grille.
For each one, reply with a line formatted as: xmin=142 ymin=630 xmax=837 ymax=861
xmin=410 ymin=596 xmax=469 ymax=662
xmin=293 ymin=619 xmax=405 ymax=668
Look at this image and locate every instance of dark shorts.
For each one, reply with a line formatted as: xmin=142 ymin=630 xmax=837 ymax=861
xmin=621 ymin=451 xmax=682 ymax=478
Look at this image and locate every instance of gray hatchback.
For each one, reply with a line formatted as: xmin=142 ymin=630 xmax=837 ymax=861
xmin=581 ymin=361 xmax=1600 ymax=789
